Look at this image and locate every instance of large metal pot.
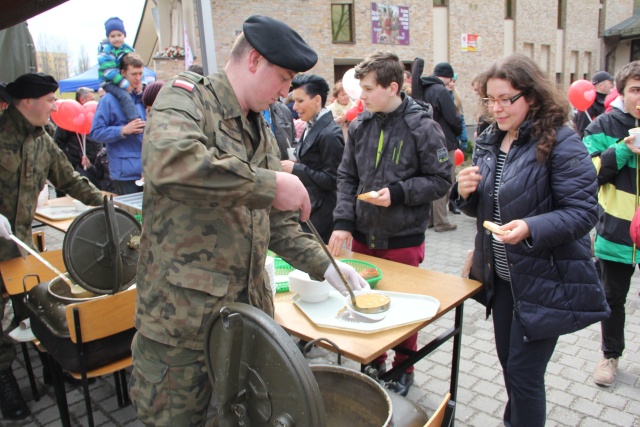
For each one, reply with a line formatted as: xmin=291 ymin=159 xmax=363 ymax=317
xmin=26 ymin=198 xmax=141 ymax=372
xmin=311 ymin=364 xmax=392 ymax=426
xmin=205 ymin=303 xmax=397 ymax=426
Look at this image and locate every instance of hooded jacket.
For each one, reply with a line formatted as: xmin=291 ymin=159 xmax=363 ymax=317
xmin=334 ymin=93 xmax=452 ymax=249
xmin=451 ymin=121 xmax=610 ymax=341
xmin=583 ymin=102 xmax=640 ymax=264
xmin=411 ymin=57 xmax=462 ymax=151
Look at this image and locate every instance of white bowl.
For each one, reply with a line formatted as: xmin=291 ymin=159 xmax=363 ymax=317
xmin=288 ymin=269 xmax=331 ymax=303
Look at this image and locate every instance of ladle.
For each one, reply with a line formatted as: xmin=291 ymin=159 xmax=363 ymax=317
xmin=10 ymin=234 xmax=88 ymax=295
xmin=304 ymin=220 xmax=390 ymax=314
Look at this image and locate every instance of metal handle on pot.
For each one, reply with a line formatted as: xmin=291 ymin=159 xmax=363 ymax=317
xmin=104 ymin=196 xmax=123 ymax=294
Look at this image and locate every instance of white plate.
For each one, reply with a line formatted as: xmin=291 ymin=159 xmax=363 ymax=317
xmin=36 ymin=205 xmax=81 ymax=220
xmin=293 ymin=290 xmax=440 ymax=334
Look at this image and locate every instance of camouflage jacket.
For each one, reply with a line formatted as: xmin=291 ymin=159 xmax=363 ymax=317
xmin=0 ymin=106 xmax=103 ymax=262
xmin=136 ymin=71 xmax=329 ymax=351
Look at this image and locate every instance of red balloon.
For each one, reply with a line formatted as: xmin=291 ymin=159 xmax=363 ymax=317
xmin=345 ymin=105 xmax=359 ymax=122
xmin=568 ymin=80 xmax=596 ymax=111
xmin=81 ymin=101 xmax=98 ymax=134
xmin=356 ymin=98 xmax=364 ymax=112
xmin=454 ymin=148 xmax=464 ymax=167
xmin=51 ymin=100 xmax=83 ymax=133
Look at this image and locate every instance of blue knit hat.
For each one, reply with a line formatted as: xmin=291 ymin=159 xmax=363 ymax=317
xmin=105 ymin=17 xmax=126 ymax=37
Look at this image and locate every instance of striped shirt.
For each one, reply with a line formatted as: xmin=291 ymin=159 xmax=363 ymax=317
xmin=492 ymin=150 xmax=511 ymax=281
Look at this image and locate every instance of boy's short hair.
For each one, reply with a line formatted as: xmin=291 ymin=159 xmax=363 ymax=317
xmin=354 ymin=51 xmax=404 ymax=93
xmin=616 ymin=61 xmax=640 ymax=95
xmin=120 ymin=53 xmax=144 ymax=71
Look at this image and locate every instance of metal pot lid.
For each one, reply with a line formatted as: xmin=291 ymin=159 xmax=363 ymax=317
xmin=204 ymin=303 xmax=326 ymax=426
xmin=62 ymin=199 xmax=141 ymax=295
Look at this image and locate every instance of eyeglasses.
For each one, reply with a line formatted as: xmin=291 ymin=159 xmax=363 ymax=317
xmin=482 ymin=92 xmax=524 ymax=107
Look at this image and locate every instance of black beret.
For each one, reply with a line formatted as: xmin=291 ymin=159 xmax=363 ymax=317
xmin=243 ymin=15 xmax=317 ymax=72
xmin=6 ymin=73 xmax=58 ymax=99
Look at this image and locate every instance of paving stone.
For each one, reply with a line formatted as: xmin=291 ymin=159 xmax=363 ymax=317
xmin=4 ymin=215 xmax=639 ymax=426
xmin=571 ymin=396 xmax=606 ymax=418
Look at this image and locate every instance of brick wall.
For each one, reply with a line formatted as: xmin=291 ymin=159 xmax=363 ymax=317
xmin=183 ymin=0 xmax=633 ymax=130
xmin=152 ymin=57 xmax=187 ymax=82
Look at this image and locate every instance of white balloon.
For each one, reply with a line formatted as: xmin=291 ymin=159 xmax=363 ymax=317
xmin=342 ymin=68 xmax=361 ymax=100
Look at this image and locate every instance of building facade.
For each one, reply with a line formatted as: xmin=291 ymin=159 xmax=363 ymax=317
xmin=36 ymin=51 xmax=69 ymax=82
xmin=135 ymin=0 xmax=634 ymax=121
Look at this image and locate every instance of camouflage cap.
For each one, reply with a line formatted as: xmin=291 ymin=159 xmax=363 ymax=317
xmin=243 ymin=15 xmax=317 ymax=72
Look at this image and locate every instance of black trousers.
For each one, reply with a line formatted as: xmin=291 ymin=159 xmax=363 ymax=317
xmin=600 ymin=259 xmax=634 ymax=359
xmin=492 ymin=277 xmax=558 ymax=427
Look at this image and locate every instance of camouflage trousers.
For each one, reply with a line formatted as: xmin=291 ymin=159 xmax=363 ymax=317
xmin=129 ymin=332 xmax=213 ymax=426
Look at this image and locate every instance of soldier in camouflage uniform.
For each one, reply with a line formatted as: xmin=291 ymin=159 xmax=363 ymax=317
xmin=129 ymin=15 xmax=369 ymax=426
xmin=0 ymin=73 xmax=103 ymax=421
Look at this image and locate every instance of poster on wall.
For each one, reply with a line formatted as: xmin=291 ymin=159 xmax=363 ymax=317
xmin=461 ymin=34 xmax=481 ymax=52
xmin=371 ymin=3 xmax=410 ymax=45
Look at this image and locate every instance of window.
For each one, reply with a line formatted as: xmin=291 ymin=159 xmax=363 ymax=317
xmin=523 ymin=42 xmax=534 ymax=58
xmin=332 ymin=1 xmax=354 ymax=43
xmin=631 ymin=39 xmax=640 ymax=62
xmin=434 ymin=0 xmax=448 ymax=6
xmin=557 ymin=0 xmax=566 ymax=29
xmin=505 ymin=0 xmax=513 ymax=19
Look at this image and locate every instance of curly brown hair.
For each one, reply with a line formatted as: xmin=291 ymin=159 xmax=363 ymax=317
xmin=479 ymin=53 xmax=571 ymax=163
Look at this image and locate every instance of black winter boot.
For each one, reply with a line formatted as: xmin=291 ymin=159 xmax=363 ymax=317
xmin=0 ymin=368 xmax=30 ymax=420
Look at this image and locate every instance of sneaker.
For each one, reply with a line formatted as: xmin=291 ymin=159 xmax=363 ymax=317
xmin=435 ymin=223 xmax=457 ymax=232
xmin=388 ymin=371 xmax=414 ymax=396
xmin=593 ymin=357 xmax=618 ymax=386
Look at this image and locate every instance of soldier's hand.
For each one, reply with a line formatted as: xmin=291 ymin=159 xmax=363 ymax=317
xmin=274 ymin=172 xmax=311 ymax=221
xmin=0 ymin=214 xmax=12 ymax=240
xmin=324 ymin=261 xmax=370 ymax=296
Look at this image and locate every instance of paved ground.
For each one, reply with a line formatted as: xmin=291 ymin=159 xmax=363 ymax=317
xmin=3 ymin=212 xmax=640 ymax=426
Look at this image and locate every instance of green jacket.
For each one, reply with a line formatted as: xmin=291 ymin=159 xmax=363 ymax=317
xmin=136 ymin=71 xmax=330 ymax=351
xmin=583 ymin=105 xmax=639 ymax=264
xmin=0 ymin=106 xmax=103 ymax=262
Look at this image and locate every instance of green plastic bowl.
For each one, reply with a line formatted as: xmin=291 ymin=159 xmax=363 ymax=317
xmin=339 ymin=259 xmax=383 ymax=289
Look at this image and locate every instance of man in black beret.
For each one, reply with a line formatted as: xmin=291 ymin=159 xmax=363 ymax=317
xmin=0 ymin=73 xmax=103 ymax=421
xmin=130 ymin=15 xmax=369 ymax=426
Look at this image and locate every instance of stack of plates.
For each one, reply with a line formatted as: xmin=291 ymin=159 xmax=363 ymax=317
xmin=264 ymin=256 xmax=276 ymax=297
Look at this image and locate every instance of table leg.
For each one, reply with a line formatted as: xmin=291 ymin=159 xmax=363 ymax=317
xmin=448 ymin=302 xmax=464 ymax=426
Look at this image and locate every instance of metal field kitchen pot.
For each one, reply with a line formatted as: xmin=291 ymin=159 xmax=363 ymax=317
xmin=26 ymin=200 xmax=141 ymax=373
xmin=204 ymin=303 xmax=393 ymax=427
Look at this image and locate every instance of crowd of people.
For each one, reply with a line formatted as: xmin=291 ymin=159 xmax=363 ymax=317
xmin=0 ymin=12 xmax=636 ymax=427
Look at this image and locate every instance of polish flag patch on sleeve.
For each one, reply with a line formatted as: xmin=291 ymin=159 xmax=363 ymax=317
xmin=173 ymin=79 xmax=195 ymax=92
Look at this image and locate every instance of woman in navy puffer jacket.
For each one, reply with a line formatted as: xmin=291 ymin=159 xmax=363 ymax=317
xmin=451 ymin=54 xmax=609 ymax=427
